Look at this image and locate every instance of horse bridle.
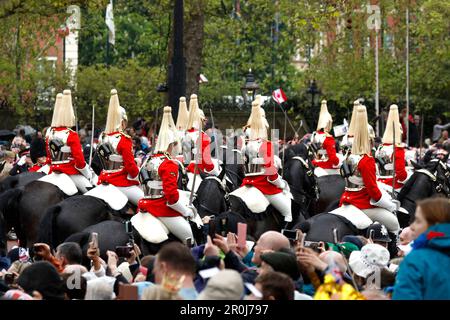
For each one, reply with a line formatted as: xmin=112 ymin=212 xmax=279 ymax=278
xmin=402 ymin=165 xmax=450 ymax=206
xmin=292 ymin=156 xmax=320 ymax=203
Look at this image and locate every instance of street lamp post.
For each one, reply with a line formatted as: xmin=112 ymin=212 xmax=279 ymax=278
xmin=240 ymin=69 xmax=260 ymax=106
xmin=307 ymin=79 xmax=320 ymax=128
xmin=168 ymin=0 xmax=186 ymax=122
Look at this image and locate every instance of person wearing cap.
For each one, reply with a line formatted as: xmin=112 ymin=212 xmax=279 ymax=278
xmin=349 ymin=243 xmax=390 ymax=290
xmin=241 ymin=101 xmax=292 ymax=224
xmin=29 ymin=131 xmax=48 ymax=173
xmin=339 ymin=105 xmax=400 ymax=235
xmin=45 ymin=90 xmax=93 ymax=193
xmin=310 ymin=100 xmax=341 ymax=175
xmin=183 ymin=94 xmax=220 ymax=177
xmin=366 ymin=222 xmax=391 ymax=248
xmin=260 ymin=250 xmax=301 ymax=281
xmin=375 ymin=105 xmax=410 ymax=193
xmin=97 ymin=89 xmax=144 ymax=205
xmin=138 ymin=106 xmax=195 ymax=244
xmin=197 ymin=269 xmax=244 ymax=300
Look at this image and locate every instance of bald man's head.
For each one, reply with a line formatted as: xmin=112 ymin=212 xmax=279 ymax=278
xmin=252 ymin=231 xmax=290 ymax=266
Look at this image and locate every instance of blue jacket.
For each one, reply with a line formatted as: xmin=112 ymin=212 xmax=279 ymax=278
xmin=393 ymin=223 xmax=450 ymax=300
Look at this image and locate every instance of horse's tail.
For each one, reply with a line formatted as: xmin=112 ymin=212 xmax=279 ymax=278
xmin=37 ymin=204 xmax=62 ymax=248
xmin=0 ymin=188 xmax=23 ymax=225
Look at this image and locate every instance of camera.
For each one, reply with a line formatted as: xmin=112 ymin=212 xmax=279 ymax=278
xmin=115 ymin=245 xmax=133 ymax=258
xmin=4 ymin=273 xmax=16 ymax=285
xmin=304 ymin=241 xmax=322 ymax=253
xmin=125 ymin=220 xmax=133 ymax=234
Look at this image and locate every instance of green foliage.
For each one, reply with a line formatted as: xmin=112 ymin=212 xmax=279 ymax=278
xmin=0 ymin=0 xmax=449 ymax=133
xmin=75 ymin=60 xmax=165 ymax=128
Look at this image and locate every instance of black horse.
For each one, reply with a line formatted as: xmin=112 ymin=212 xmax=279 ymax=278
xmin=282 ymin=144 xmax=318 ymax=219
xmin=37 ymin=195 xmax=125 ymax=248
xmin=397 ymin=159 xmax=450 ymax=227
xmin=193 ymin=167 xmax=228 ymax=218
xmin=64 ymin=220 xmax=144 ymax=267
xmin=0 ymin=171 xmax=44 ymax=194
xmin=0 ymin=180 xmax=66 ymax=248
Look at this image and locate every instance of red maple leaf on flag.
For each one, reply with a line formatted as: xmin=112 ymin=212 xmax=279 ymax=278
xmin=272 ymin=88 xmax=287 ymax=105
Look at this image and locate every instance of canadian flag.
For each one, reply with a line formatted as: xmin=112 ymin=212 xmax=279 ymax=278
xmin=272 ymin=88 xmax=287 ymax=104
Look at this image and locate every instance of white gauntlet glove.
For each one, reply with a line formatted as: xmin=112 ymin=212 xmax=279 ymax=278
xmin=268 ymin=175 xmax=288 ymax=191
xmin=370 ymin=189 xmax=397 ymax=212
xmin=168 ymin=198 xmax=194 ymax=218
xmin=77 ymin=164 xmax=93 ymax=180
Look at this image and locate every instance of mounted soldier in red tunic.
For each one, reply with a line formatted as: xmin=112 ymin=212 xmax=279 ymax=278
xmin=134 ymin=106 xmax=198 ymax=245
xmin=375 ymin=104 xmax=411 ymax=193
xmin=311 ymin=100 xmax=341 ymax=177
xmin=96 ymin=89 xmax=144 ymax=205
xmin=337 ymin=105 xmax=400 ymax=240
xmin=232 ymin=100 xmax=292 ymax=225
xmin=44 ymin=90 xmax=92 ymax=194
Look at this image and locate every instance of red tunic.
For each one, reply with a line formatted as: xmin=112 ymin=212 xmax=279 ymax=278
xmin=339 ymin=154 xmax=382 ymax=210
xmin=46 ymin=127 xmax=86 ymax=175
xmin=378 ymin=144 xmax=407 ymax=189
xmin=186 ymin=129 xmax=214 ymax=173
xmin=97 ymin=132 xmax=139 ymax=187
xmin=312 ymin=131 xmax=340 ymax=169
xmin=138 ymin=155 xmax=182 ymax=217
xmin=241 ymin=140 xmax=282 ymax=195
xmin=29 ymin=164 xmax=43 ymax=172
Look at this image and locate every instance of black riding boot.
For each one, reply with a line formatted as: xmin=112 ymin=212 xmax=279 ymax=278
xmin=387 ymin=232 xmax=399 ymax=259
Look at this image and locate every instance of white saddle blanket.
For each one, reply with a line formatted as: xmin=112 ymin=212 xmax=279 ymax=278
xmin=314 ymin=167 xmax=341 ymax=177
xmin=37 ymin=164 xmax=51 ymax=175
xmin=187 ymin=172 xmax=203 ymax=193
xmin=330 ymin=204 xmax=373 ymax=230
xmin=230 ymin=185 xmax=270 ymax=214
xmin=131 ymin=211 xmax=169 ymax=244
xmin=38 ymin=172 xmax=78 ymax=196
xmin=84 ymin=184 xmax=128 ymax=210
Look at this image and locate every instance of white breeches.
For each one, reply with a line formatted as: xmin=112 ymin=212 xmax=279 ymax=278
xmin=361 ymin=208 xmax=400 ymax=233
xmin=265 ymin=193 xmax=292 ymax=222
xmin=116 ymin=186 xmax=144 ymax=206
xmin=158 ymin=216 xmax=194 ymax=244
xmin=69 ymin=174 xmax=92 ymax=194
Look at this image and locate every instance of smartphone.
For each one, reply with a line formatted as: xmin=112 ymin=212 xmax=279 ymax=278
xmin=4 ymin=273 xmax=15 ymax=285
xmin=298 ymin=232 xmax=306 ymax=248
xmin=186 ymin=237 xmax=193 ymax=248
xmin=118 ymin=284 xmax=138 ymax=300
xmin=90 ymin=232 xmax=98 ymax=248
xmin=333 ymin=228 xmax=339 ymax=244
xmin=125 ymin=221 xmax=133 ymax=234
xmin=115 ymin=245 xmax=132 ymax=258
xmin=281 ymin=229 xmax=297 ymax=241
xmin=237 ymin=223 xmax=247 ymax=249
xmin=304 ymin=241 xmax=321 ymax=253
xmin=207 ymin=218 xmax=217 ymax=239
xmin=220 ymin=217 xmax=228 ymax=237
xmin=139 ymin=266 xmax=148 ymax=277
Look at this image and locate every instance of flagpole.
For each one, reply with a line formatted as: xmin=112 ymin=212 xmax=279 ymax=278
xmin=405 ymin=4 xmax=410 ymax=147
xmin=282 ymin=102 xmax=287 ymax=176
